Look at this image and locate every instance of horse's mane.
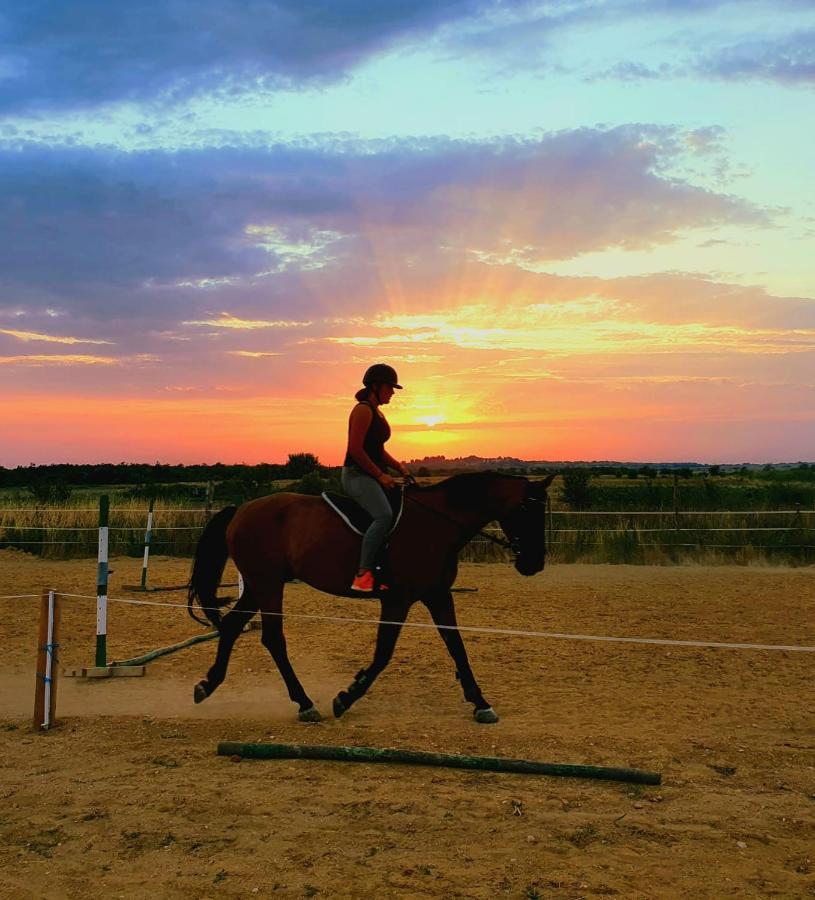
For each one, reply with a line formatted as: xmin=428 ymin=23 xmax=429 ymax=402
xmin=412 ymin=470 xmax=527 ymax=509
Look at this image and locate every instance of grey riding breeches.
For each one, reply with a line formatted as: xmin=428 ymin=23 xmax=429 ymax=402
xmin=341 ymin=466 xmax=393 ymax=571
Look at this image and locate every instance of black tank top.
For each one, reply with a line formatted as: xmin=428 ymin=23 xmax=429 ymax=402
xmin=344 ymin=401 xmax=391 ymax=470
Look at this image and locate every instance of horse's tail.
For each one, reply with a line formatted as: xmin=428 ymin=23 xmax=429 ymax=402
xmin=187 ymin=505 xmax=238 ymax=630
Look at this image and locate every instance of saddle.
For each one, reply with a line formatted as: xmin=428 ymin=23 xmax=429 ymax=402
xmin=321 ymin=488 xmax=405 ymax=593
xmin=320 ymin=488 xmax=405 ymax=537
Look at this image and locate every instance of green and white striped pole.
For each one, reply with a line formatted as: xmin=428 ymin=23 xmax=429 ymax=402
xmin=139 ymin=498 xmax=155 ymax=589
xmin=96 ymin=494 xmax=109 ymax=667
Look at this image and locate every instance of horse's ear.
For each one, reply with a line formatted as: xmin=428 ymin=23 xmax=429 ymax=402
xmin=531 ymin=474 xmax=555 ymax=497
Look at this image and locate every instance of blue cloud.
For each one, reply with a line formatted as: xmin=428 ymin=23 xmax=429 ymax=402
xmin=0 ymin=128 xmax=768 ymax=315
xmin=0 ymin=0 xmax=489 ymax=113
xmin=5 ymin=0 xmax=799 ymax=113
xmin=698 ymin=30 xmax=815 ymax=85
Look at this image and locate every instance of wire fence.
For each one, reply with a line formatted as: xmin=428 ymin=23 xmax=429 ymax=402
xmin=0 ymin=503 xmax=813 ymax=564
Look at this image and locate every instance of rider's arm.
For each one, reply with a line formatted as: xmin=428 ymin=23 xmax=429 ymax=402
xmin=347 ymin=404 xmax=389 ymax=482
xmin=382 ymin=449 xmax=410 ymax=477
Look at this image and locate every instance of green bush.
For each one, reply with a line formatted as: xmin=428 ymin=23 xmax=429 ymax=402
xmin=561 ymin=468 xmax=592 ymax=510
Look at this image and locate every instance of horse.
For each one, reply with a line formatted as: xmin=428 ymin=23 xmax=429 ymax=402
xmin=187 ymin=470 xmax=555 ymax=724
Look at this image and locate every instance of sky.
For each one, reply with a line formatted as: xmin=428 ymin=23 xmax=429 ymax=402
xmin=1 ymin=0 xmax=814 ymax=466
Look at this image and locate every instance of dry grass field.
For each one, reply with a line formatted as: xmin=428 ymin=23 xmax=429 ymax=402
xmin=1 ymin=551 xmax=813 ymax=899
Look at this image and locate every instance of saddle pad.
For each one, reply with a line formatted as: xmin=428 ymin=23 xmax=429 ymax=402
xmin=321 ymin=489 xmax=404 ymax=537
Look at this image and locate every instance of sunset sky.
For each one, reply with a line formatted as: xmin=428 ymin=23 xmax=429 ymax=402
xmin=1 ymin=1 xmax=814 ymax=466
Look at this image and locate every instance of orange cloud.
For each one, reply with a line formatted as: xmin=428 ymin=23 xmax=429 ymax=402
xmin=0 ymin=328 xmax=113 ymax=345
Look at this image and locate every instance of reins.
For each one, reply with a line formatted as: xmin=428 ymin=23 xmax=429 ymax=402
xmin=401 ymin=484 xmax=544 ymax=553
xmin=401 ymin=487 xmax=513 ymax=549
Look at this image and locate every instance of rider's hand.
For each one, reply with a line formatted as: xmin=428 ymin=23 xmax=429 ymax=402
xmin=378 ymin=472 xmax=396 ymax=489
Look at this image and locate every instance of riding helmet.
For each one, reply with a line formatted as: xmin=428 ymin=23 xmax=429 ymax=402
xmin=362 ymin=364 xmax=403 ymax=389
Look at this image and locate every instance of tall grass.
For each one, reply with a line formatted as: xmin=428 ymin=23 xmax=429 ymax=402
xmin=0 ymin=499 xmax=208 ymax=560
xmin=459 ymin=508 xmax=815 ymax=565
xmin=1 ymin=491 xmax=813 ymax=565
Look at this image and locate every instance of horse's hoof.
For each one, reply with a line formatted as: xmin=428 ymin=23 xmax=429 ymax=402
xmin=298 ymin=705 xmax=322 ymax=723
xmin=332 ymin=696 xmax=347 ymax=719
xmin=193 ymin=681 xmax=209 ymax=704
xmin=474 ymin=707 xmax=499 ymax=724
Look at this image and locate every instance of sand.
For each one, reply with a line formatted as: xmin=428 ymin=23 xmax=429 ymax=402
xmin=0 ymin=551 xmax=813 ymax=898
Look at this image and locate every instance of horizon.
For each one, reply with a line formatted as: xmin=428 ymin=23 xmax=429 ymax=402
xmin=1 ymin=3 xmax=813 ymax=466
xmin=3 ymin=455 xmax=812 ymax=472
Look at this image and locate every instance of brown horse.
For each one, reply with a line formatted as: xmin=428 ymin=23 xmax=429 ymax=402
xmin=187 ymin=471 xmax=554 ymax=723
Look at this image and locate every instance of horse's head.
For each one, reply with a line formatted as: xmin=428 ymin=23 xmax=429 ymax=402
xmin=498 ymin=474 xmax=555 ymax=576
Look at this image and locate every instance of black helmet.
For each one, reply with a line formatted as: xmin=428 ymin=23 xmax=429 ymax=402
xmin=362 ymin=364 xmax=403 ymax=389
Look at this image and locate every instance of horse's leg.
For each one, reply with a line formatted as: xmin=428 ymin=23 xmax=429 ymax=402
xmin=193 ymin=589 xmax=257 ymax=704
xmin=332 ymin=597 xmax=409 ymax=718
xmin=424 ymin=589 xmax=498 ymax=724
xmin=259 ymin=589 xmax=321 ymax=723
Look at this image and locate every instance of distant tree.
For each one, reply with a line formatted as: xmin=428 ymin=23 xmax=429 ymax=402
xmin=289 ymin=470 xmax=341 ymax=496
xmin=708 ymin=465 xmax=721 ymax=477
xmin=561 ymin=468 xmax=592 ymax=510
xmin=677 ymin=467 xmax=693 ymax=479
xmin=286 ymin=452 xmax=320 ymax=478
xmin=28 ymin=481 xmax=72 ymax=504
xmin=417 ymin=466 xmax=431 ymax=477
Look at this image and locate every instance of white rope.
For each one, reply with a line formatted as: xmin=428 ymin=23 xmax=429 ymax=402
xmin=0 ymin=525 xmax=99 ymax=531
xmin=3 ymin=523 xmax=808 ymax=534
xmin=0 ymin=593 xmax=39 ymax=599
xmin=0 ymin=507 xmax=208 ymax=515
xmin=553 ymin=527 xmax=810 ymax=533
xmin=552 ymin=509 xmax=813 ymax=517
xmin=0 ymin=540 xmax=89 ymax=545
xmin=55 ymin=592 xmax=815 ymax=654
xmin=1 ymin=507 xmax=810 ymax=517
xmin=0 ymin=507 xmax=98 ymax=512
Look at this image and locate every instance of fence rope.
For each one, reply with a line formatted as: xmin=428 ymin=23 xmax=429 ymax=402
xmin=54 ymin=592 xmax=815 ymax=654
xmin=0 ymin=593 xmax=39 ymax=599
xmin=1 ymin=507 xmax=812 ymax=516
xmin=2 ymin=524 xmax=809 ymax=534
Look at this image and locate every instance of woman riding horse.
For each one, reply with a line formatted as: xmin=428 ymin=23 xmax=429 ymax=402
xmin=188 ymin=467 xmax=554 ymax=724
xmin=342 ymin=363 xmax=412 ymax=594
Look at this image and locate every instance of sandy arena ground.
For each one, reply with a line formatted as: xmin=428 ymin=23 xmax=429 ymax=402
xmin=0 ymin=551 xmax=813 ymax=899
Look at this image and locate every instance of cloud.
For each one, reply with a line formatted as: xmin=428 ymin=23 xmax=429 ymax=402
xmin=0 ymin=127 xmax=783 ymax=410
xmin=0 ymin=327 xmax=112 ymax=344
xmin=0 ymin=128 xmax=767 ymax=310
xmin=0 ymin=0 xmax=489 ymax=113
xmin=4 ymin=0 xmax=804 ymax=115
xmin=588 ymin=62 xmax=675 ymax=83
xmin=0 ymin=353 xmax=116 ymax=365
xmin=183 ymin=313 xmax=313 ymax=330
xmin=697 ymin=30 xmax=815 ymax=86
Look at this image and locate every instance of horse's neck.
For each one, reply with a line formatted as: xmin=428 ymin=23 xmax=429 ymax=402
xmin=423 ymin=487 xmax=499 ymax=534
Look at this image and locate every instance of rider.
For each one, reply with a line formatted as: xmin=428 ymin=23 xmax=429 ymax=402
xmin=342 ymin=363 xmax=412 ymax=593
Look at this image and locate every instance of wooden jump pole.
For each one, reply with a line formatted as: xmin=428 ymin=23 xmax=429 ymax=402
xmin=33 ymin=589 xmax=61 ymax=730
xmin=140 ymin=498 xmax=154 ymax=589
xmin=63 ymin=502 xmax=147 ymax=677
xmin=95 ymin=494 xmax=109 ymax=667
xmin=217 ymin=742 xmax=662 ymax=785
xmin=123 ymin=499 xmax=159 ymax=591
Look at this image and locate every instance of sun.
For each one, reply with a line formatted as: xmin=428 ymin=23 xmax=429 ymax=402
xmin=417 ymin=414 xmax=446 ymax=427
